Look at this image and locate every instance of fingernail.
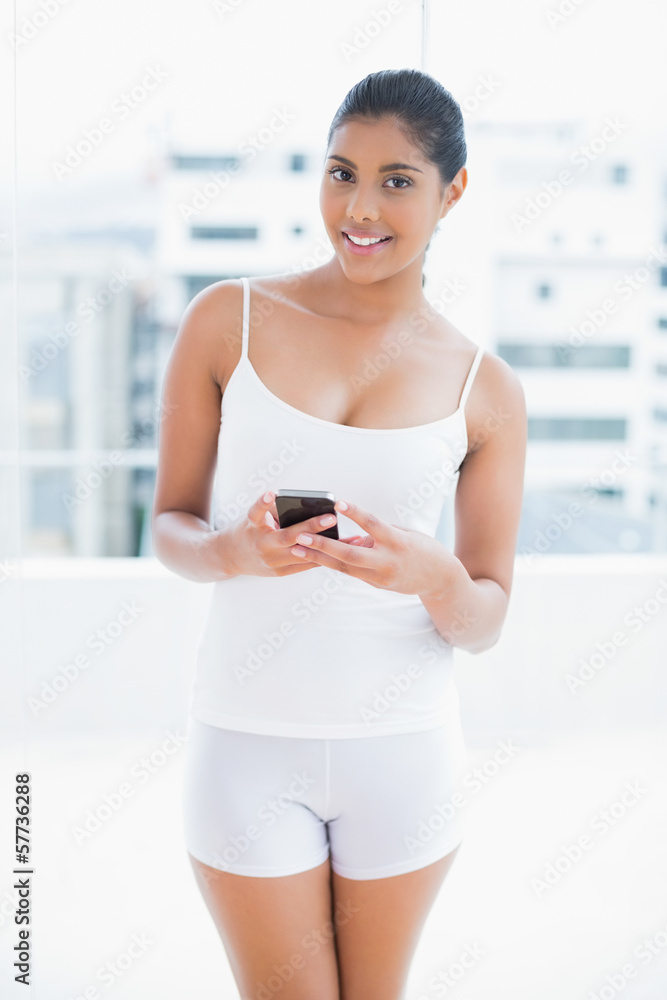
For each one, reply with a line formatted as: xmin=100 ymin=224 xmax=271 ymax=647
xmin=263 ymin=491 xmax=273 ymax=503
xmin=335 ymin=500 xmax=348 ymax=511
xmin=296 ymin=533 xmax=312 ymax=545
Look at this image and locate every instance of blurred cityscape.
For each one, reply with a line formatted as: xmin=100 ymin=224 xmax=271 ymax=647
xmin=2 ymin=117 xmax=667 ymax=557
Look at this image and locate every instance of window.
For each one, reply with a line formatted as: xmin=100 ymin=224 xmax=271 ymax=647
xmin=190 ymin=227 xmax=259 ymax=240
xmin=656 ymin=363 xmax=667 ymax=377
xmin=172 ymin=155 xmax=240 ymax=171
xmin=498 ymin=343 xmax=630 ymax=368
xmin=658 ymin=317 xmax=667 ymax=330
xmin=654 ymin=408 xmax=667 ymax=422
xmin=290 ymin=154 xmax=307 ymax=171
xmin=611 ymin=164 xmax=628 ymax=184
xmin=31 ymin=469 xmax=72 ymax=532
xmin=528 ymin=417 xmax=627 ymax=440
xmin=660 ymin=268 xmax=667 ymax=288
xmin=536 ymin=283 xmax=551 ymax=299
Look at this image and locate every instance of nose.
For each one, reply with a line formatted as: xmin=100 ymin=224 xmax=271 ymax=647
xmin=346 ymin=182 xmax=381 ymax=223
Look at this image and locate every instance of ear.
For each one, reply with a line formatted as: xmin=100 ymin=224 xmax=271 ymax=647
xmin=439 ymin=166 xmax=468 ymax=219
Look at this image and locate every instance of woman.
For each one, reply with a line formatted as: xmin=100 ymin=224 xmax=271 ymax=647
xmin=152 ymin=68 xmax=526 ymax=1000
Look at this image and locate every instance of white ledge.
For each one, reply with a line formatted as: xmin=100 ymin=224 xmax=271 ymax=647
xmin=4 ymin=553 xmax=667 ymax=579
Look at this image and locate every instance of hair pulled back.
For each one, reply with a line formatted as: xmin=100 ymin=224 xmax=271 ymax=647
xmin=326 ymin=68 xmax=467 ymax=189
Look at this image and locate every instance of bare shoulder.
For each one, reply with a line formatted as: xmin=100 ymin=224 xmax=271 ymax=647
xmin=465 ymin=346 xmax=527 ymax=454
xmin=176 ymin=278 xmax=245 ymax=388
xmin=198 ymin=270 xmax=296 ymax=318
xmin=434 ymin=316 xmax=526 ymax=424
xmin=177 ymin=272 xmax=307 ymax=387
xmin=182 ymin=276 xmax=244 ymax=329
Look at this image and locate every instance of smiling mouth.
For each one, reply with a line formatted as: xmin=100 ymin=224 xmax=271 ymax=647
xmin=343 ymin=233 xmax=393 ymax=246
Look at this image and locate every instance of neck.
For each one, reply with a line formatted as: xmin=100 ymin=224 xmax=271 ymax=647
xmin=311 ymin=254 xmax=427 ymax=326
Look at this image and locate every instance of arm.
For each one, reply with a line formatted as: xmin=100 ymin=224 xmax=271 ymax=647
xmin=151 ymin=280 xmax=243 ymax=583
xmin=418 ymin=352 xmax=527 ymax=652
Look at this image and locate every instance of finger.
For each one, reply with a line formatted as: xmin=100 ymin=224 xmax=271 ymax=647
xmin=276 ymin=512 xmax=339 ymax=546
xmin=289 ymin=526 xmax=376 ymax=571
xmin=333 ymin=500 xmax=393 ymax=542
xmin=264 ymin=510 xmax=341 ymax=570
xmin=290 ymin=536 xmax=387 ymax=586
xmin=247 ymin=490 xmax=278 ymax=528
xmin=340 ymin=534 xmax=374 ymax=547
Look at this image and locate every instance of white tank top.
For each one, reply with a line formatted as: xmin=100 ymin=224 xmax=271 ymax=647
xmin=188 ymin=277 xmax=485 ymax=738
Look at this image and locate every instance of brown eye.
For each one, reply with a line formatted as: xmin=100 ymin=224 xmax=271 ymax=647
xmin=327 ymin=167 xmax=352 ymax=181
xmin=385 ymin=175 xmax=412 ymax=189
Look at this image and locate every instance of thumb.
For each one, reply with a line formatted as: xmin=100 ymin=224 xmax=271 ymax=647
xmin=248 ymin=490 xmax=276 ymax=528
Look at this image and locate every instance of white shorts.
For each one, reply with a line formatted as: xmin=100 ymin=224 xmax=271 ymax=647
xmin=181 ymin=717 xmax=469 ymax=880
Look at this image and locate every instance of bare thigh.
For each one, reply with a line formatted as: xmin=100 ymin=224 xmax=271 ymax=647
xmin=331 ymin=846 xmax=460 ymax=1000
xmin=188 ymin=852 xmax=341 ymax=1000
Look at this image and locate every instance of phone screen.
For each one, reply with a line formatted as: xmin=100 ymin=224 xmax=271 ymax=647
xmin=275 ymin=491 xmax=339 ymax=540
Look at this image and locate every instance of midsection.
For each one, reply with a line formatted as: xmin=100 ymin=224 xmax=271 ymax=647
xmin=214 ymin=274 xmax=479 ymax=431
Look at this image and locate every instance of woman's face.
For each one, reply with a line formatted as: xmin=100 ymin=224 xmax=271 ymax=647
xmin=319 ymin=117 xmax=458 ymax=284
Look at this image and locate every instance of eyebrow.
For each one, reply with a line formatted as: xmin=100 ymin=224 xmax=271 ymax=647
xmin=327 ymin=154 xmax=423 ymax=173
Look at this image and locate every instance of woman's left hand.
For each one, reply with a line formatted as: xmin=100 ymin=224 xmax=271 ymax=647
xmin=288 ymin=499 xmax=457 ymax=598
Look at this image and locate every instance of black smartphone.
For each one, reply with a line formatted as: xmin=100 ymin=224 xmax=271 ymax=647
xmin=275 ymin=489 xmax=339 ymax=540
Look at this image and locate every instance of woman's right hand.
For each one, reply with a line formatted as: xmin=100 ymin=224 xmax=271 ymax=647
xmin=221 ymin=491 xmax=364 ymax=578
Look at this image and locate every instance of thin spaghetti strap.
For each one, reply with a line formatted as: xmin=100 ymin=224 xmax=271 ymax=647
xmin=458 ymin=345 xmax=484 ymax=410
xmin=239 ymin=276 xmax=249 ymax=359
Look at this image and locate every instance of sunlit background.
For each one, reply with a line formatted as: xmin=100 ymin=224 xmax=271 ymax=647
xmin=1 ymin=1 xmax=667 ymax=998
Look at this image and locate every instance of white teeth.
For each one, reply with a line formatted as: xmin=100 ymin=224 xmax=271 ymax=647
xmin=346 ymin=233 xmax=389 ymax=246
